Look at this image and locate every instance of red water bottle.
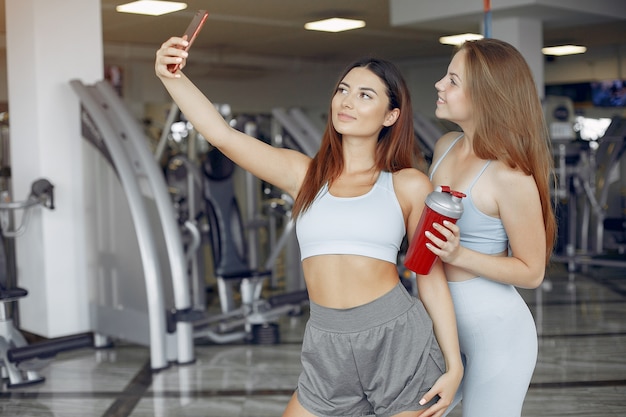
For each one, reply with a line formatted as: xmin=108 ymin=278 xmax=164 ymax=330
xmin=404 ymin=186 xmax=466 ymax=275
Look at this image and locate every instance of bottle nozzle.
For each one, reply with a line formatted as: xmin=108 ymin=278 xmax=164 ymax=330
xmin=436 ymin=186 xmax=465 ymax=199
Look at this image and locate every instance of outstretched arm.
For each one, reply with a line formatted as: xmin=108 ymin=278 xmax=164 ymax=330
xmin=155 ymin=37 xmax=310 ymax=198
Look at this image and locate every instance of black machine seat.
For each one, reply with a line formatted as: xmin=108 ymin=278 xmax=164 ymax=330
xmin=202 ymin=147 xmax=273 ymax=313
xmin=0 ymin=283 xmax=27 ymax=302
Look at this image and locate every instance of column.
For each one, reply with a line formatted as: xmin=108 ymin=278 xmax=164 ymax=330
xmin=5 ymin=0 xmax=103 ymax=337
xmin=490 ymin=17 xmax=545 ymax=98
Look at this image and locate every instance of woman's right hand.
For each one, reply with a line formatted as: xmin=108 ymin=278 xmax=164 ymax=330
xmin=425 ymin=220 xmax=461 ymax=264
xmin=155 ymin=37 xmax=189 ymax=78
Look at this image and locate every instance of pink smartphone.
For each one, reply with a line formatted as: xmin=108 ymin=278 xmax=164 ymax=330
xmin=168 ymin=10 xmax=209 ymax=73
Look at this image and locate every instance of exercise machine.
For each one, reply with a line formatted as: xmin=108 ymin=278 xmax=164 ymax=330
xmin=0 ymin=179 xmax=92 ymax=387
xmin=71 ymin=79 xmax=195 ymax=369
xmin=549 ymin=100 xmax=626 ymax=271
xmin=271 ymin=107 xmax=322 ymax=158
xmin=413 ymin=112 xmax=444 ymax=164
xmin=159 ymin=105 xmax=308 ymax=345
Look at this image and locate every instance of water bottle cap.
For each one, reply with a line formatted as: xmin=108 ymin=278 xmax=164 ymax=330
xmin=438 ymin=185 xmax=467 ymax=202
xmin=426 ymin=186 xmax=466 ymax=219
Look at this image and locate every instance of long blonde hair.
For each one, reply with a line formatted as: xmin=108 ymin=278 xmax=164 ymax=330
xmin=458 ymin=38 xmax=557 ymax=263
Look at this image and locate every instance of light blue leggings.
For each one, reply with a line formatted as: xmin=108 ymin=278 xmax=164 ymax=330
xmin=443 ymin=277 xmax=538 ymax=417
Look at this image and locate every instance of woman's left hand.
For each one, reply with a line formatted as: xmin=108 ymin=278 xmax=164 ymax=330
xmin=425 ymin=220 xmax=461 ymax=264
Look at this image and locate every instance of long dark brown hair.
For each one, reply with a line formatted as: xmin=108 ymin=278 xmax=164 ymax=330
xmin=292 ymin=57 xmax=417 ymax=218
xmin=458 ymin=38 xmax=557 ymax=263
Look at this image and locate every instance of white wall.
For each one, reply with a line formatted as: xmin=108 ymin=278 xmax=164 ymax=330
xmin=0 ymin=41 xmax=625 ymax=125
xmin=106 ymin=40 xmax=626 ymax=124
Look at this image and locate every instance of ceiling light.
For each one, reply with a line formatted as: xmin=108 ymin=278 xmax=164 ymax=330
xmin=304 ymin=18 xmax=366 ymax=33
xmin=116 ymin=1 xmax=187 ymax=16
xmin=439 ymin=33 xmax=484 ymax=46
xmin=542 ymin=45 xmax=587 ymax=56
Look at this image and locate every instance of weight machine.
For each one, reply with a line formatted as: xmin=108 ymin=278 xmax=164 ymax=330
xmin=157 ymin=105 xmax=309 ymax=345
xmin=0 ymin=179 xmax=92 ymax=387
xmin=72 ymin=79 xmax=195 ymax=370
xmin=551 ymin=115 xmax=626 ymax=271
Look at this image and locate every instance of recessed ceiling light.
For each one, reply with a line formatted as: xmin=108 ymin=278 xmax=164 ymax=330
xmin=304 ymin=18 xmax=366 ymax=33
xmin=542 ymin=45 xmax=587 ymax=56
xmin=439 ymin=33 xmax=484 ymax=46
xmin=116 ymin=1 xmax=187 ymax=16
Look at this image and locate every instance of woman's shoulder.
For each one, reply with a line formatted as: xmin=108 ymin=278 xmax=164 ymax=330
xmin=488 ymin=160 xmax=536 ymax=192
xmin=432 ymin=131 xmax=463 ymax=158
xmin=393 ymin=167 xmax=429 ymax=182
xmin=489 ymin=159 xmax=530 ymax=178
xmin=392 ymin=168 xmax=433 ymax=200
xmin=435 ymin=131 xmax=463 ymax=147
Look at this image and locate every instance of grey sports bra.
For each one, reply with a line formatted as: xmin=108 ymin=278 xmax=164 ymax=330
xmin=430 ymin=135 xmax=508 ymax=255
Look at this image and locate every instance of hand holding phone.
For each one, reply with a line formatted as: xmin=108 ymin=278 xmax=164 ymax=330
xmin=168 ymin=10 xmax=209 ymax=73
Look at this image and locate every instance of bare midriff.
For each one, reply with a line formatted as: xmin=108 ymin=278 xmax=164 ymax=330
xmin=302 ymin=254 xmax=400 ymax=309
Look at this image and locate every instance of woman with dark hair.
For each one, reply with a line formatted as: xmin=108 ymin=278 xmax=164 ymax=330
xmin=156 ymin=35 xmax=462 ymax=417
xmin=427 ymin=38 xmax=557 ymax=416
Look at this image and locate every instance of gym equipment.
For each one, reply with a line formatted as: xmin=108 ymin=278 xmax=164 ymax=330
xmin=551 ymin=114 xmax=626 ymax=270
xmin=193 ymin=147 xmax=308 ymax=344
xmin=271 ymin=108 xmax=322 ymax=158
xmin=71 ymin=79 xmax=195 ymax=370
xmin=159 ymin=106 xmax=308 ymax=345
xmin=165 ymin=152 xmax=207 ymax=312
xmin=0 ymin=179 xmax=93 ymax=387
xmin=268 ymin=108 xmax=320 ymax=289
xmin=413 ymin=112 xmax=444 ymax=163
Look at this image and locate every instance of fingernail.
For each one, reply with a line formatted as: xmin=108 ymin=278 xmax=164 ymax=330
xmin=419 ymin=398 xmax=426 ymax=405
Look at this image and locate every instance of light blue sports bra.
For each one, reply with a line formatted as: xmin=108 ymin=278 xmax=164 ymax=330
xmin=295 ymin=171 xmax=405 ymax=263
xmin=430 ymin=134 xmax=509 ymax=255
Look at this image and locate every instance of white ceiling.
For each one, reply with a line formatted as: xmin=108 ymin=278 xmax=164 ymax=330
xmin=2 ymin=0 xmax=626 ymax=79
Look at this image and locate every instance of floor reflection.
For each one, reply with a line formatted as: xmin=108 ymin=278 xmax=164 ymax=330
xmin=1 ymin=263 xmax=625 ymax=417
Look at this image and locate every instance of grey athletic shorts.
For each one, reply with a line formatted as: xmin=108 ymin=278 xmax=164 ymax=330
xmin=296 ymin=282 xmax=445 ymax=417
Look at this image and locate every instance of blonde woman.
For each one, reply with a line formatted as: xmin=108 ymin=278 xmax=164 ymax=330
xmin=428 ymin=38 xmax=557 ymax=417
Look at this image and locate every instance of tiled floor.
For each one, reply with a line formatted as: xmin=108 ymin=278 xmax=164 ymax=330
xmin=1 ymin=262 xmax=625 ymax=417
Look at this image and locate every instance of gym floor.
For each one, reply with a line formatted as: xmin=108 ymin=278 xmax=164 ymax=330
xmin=1 ymin=262 xmax=625 ymax=417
